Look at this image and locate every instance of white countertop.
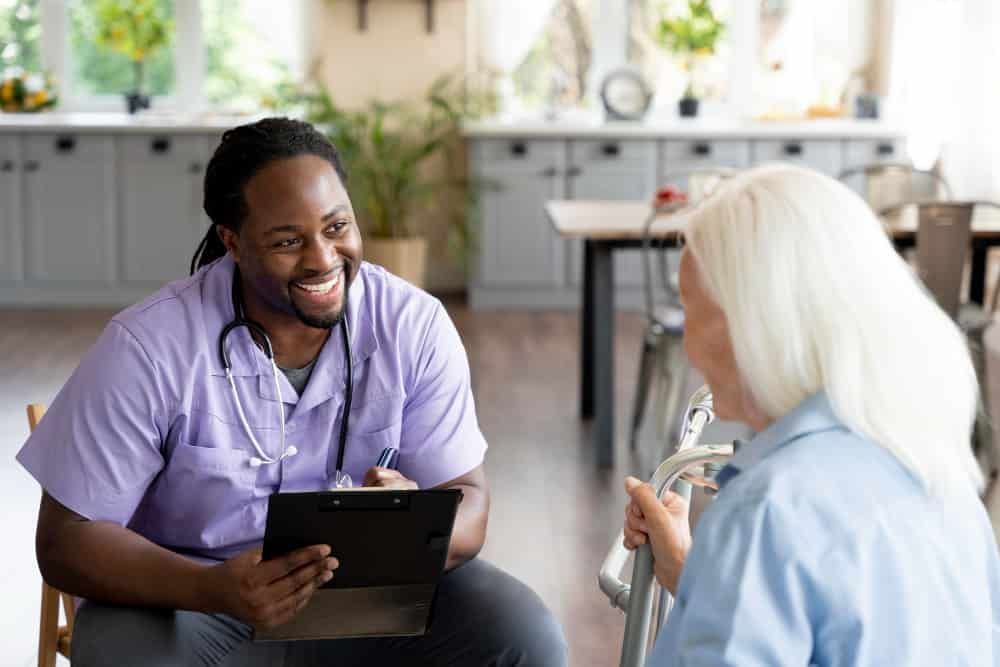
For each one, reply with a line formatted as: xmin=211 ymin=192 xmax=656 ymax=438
xmin=463 ymin=116 xmax=904 ymax=140
xmin=0 ymin=111 xmax=265 ymax=133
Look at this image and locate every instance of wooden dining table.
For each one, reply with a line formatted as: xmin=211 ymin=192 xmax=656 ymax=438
xmin=546 ymin=199 xmax=1000 ymax=467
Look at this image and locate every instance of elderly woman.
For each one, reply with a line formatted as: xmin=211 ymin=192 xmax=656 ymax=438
xmin=623 ymin=164 xmax=1000 ymax=664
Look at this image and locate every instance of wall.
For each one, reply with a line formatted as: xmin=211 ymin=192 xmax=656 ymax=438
xmin=306 ymin=0 xmax=471 ymax=292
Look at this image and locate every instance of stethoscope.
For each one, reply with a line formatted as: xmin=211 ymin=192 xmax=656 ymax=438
xmin=219 ymin=268 xmax=355 ymax=487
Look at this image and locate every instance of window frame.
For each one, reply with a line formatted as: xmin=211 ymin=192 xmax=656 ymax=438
xmin=37 ymin=0 xmax=306 ymax=113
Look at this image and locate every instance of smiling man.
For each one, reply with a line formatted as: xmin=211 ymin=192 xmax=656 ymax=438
xmin=17 ymin=118 xmax=567 ymax=666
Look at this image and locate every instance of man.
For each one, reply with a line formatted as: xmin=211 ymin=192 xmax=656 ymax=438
xmin=18 ymin=118 xmax=567 ymax=666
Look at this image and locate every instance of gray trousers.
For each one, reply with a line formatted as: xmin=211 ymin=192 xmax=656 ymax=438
xmin=71 ymin=559 xmax=568 ymax=667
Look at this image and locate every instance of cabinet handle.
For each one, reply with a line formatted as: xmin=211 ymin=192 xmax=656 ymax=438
xmin=876 ymin=142 xmax=894 ymax=156
xmin=151 ymin=137 xmax=171 ymax=154
xmin=566 ymin=166 xmax=582 ymax=177
xmin=510 ymin=141 xmax=528 ymax=158
xmin=0 ymin=160 xmax=13 ymax=172
xmin=601 ymin=142 xmax=620 ymax=157
xmin=539 ymin=166 xmax=558 ymax=178
xmin=188 ymin=162 xmax=203 ymax=174
xmin=24 ymin=160 xmax=39 ymax=172
xmin=55 ymin=135 xmax=76 ymax=153
xmin=783 ymin=142 xmax=803 ymax=156
xmin=692 ymin=142 xmax=712 ymax=156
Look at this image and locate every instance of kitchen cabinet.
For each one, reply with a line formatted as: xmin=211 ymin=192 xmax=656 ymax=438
xmin=23 ymin=134 xmax=116 ymax=283
xmin=0 ymin=135 xmax=21 ymax=281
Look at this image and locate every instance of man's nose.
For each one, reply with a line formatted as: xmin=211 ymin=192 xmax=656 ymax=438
xmin=301 ymin=236 xmax=339 ymax=273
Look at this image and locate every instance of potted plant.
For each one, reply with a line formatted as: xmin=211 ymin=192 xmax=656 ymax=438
xmin=653 ymin=0 xmax=725 ymax=118
xmin=268 ymin=75 xmax=490 ymax=288
xmin=90 ymin=0 xmax=172 ymax=114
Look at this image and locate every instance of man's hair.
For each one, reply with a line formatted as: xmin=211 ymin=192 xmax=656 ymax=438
xmin=190 ymin=117 xmax=348 ymax=274
xmin=683 ymin=163 xmax=982 ymax=495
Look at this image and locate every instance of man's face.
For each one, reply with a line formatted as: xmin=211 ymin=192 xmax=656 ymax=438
xmin=221 ymin=154 xmax=362 ymax=329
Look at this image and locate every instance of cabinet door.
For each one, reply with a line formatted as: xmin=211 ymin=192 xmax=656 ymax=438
xmin=119 ymin=134 xmax=209 ymax=284
xmin=0 ymin=135 xmax=22 ymax=281
xmin=567 ymin=140 xmax=656 ymax=288
xmin=660 ymin=139 xmax=751 ymax=186
xmin=751 ymin=139 xmax=843 ymax=176
xmin=474 ymin=139 xmax=565 ymax=287
xmin=841 ymin=138 xmax=911 ymax=199
xmin=23 ymin=134 xmax=115 ymax=283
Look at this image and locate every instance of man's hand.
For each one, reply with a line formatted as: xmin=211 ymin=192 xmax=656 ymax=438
xmin=204 ymin=544 xmax=339 ymax=629
xmin=623 ymin=476 xmax=692 ymax=595
xmin=363 ymin=467 xmax=419 ymax=490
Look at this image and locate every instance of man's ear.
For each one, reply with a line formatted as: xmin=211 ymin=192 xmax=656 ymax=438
xmin=217 ymin=225 xmax=240 ymax=263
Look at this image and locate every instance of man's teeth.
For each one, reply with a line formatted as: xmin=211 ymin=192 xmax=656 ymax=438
xmin=296 ymin=275 xmax=340 ymax=293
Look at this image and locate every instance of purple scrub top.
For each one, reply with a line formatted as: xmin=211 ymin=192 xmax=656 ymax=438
xmin=17 ymin=255 xmax=488 ymax=563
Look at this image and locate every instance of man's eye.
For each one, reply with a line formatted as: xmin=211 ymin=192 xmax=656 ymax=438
xmin=328 ymin=220 xmax=350 ymax=234
xmin=275 ymin=238 xmax=300 ymax=248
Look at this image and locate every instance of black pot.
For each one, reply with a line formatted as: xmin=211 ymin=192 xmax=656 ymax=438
xmin=678 ymin=97 xmax=700 ymax=118
xmin=125 ymin=92 xmax=151 ymax=114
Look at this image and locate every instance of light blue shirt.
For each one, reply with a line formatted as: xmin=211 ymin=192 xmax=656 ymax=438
xmin=649 ymin=392 xmax=1000 ymax=666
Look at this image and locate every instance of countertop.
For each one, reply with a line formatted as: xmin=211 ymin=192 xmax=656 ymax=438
xmin=0 ymin=111 xmax=264 ymax=133
xmin=462 ymin=116 xmax=904 ymax=140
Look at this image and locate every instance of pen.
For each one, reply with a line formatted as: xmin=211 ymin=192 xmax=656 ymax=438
xmin=375 ymin=446 xmax=399 ymax=470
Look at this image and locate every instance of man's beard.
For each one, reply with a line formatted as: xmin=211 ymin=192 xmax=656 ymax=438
xmin=291 ymin=278 xmax=350 ymax=329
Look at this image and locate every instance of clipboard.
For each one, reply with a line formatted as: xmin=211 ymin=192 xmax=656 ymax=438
xmin=255 ymin=488 xmax=463 ymax=642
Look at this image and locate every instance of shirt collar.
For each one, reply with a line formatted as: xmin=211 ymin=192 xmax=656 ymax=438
xmin=715 ymin=391 xmax=845 ymax=489
xmin=204 ymin=257 xmax=379 ymax=410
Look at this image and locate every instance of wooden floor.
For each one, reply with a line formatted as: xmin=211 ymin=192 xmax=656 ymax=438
xmin=1 ymin=300 xmax=658 ymax=666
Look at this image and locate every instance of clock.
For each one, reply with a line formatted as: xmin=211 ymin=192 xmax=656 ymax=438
xmin=600 ymin=68 xmax=652 ymax=122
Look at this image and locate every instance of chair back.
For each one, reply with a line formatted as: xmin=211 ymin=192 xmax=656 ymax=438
xmin=838 ymin=162 xmax=952 ymax=212
xmin=28 ymin=404 xmax=75 ymax=666
xmin=913 ymin=203 xmax=974 ymax=319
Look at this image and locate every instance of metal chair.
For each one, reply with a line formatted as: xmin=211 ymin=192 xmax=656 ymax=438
xmin=838 ymin=162 xmax=952 ymax=213
xmin=628 ymin=168 xmax=735 ymax=473
xmin=27 ymin=404 xmax=75 ymax=667
xmin=881 ymin=201 xmax=1000 ymax=485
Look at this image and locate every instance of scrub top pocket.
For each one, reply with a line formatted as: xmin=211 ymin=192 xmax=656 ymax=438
xmin=144 ymin=442 xmax=258 ymax=550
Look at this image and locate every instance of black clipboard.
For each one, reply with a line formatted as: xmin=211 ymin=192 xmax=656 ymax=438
xmin=255 ymin=488 xmax=463 ymax=642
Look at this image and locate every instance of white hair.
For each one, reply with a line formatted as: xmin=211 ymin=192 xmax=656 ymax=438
xmin=683 ymin=163 xmax=983 ymax=495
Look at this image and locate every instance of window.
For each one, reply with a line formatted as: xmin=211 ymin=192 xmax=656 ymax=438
xmin=627 ymin=0 xmax=733 ymax=105
xmin=511 ymin=0 xmax=593 ymax=110
xmin=10 ymin=0 xmax=304 ymax=111
xmin=202 ymin=0 xmax=302 ymax=111
xmin=67 ymin=0 xmax=175 ymax=97
xmin=0 ymin=0 xmax=42 ymax=75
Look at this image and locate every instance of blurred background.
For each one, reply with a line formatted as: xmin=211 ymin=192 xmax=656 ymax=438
xmin=2 ymin=1 xmax=999 ymax=665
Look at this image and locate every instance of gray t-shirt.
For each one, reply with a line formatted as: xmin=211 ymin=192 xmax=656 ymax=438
xmin=278 ymin=357 xmax=318 ymax=396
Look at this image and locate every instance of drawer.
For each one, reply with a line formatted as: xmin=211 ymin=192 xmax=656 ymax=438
xmin=843 ymin=139 xmax=907 ymax=169
xmin=751 ymin=139 xmax=843 ymax=176
xmin=119 ymin=134 xmax=204 ymax=162
xmin=569 ymin=139 xmax=655 ymax=168
xmin=472 ymin=138 xmax=563 ymax=167
xmin=660 ymin=139 xmax=750 ymax=175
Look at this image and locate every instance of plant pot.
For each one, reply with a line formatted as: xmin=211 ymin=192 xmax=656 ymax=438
xmin=365 ymin=236 xmax=428 ymax=288
xmin=125 ymin=92 xmax=150 ymax=114
xmin=678 ymin=97 xmax=700 ymax=118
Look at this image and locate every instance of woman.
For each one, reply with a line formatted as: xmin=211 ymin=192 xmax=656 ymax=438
xmin=623 ymin=164 xmax=1000 ymax=665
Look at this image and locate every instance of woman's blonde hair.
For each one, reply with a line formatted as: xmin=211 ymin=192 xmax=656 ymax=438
xmin=683 ymin=163 xmax=983 ymax=495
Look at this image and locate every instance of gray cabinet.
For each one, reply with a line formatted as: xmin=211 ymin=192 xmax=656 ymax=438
xmin=119 ymin=135 xmax=210 ymax=284
xmin=751 ymin=139 xmax=843 ymax=176
xmin=23 ymin=134 xmax=116 ymax=283
xmin=567 ymin=139 xmax=656 ymax=288
xmin=660 ymin=139 xmax=750 ymax=185
xmin=0 ymin=135 xmax=21 ymax=280
xmin=474 ymin=139 xmax=566 ymax=288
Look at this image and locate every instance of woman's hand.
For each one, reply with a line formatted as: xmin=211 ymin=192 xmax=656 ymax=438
xmin=623 ymin=476 xmax=692 ymax=595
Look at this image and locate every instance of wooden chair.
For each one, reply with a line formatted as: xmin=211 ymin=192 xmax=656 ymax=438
xmin=27 ymin=404 xmax=75 ymax=666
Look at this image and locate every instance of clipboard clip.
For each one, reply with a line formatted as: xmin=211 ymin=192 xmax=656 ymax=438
xmin=317 ymin=492 xmax=412 ymax=511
